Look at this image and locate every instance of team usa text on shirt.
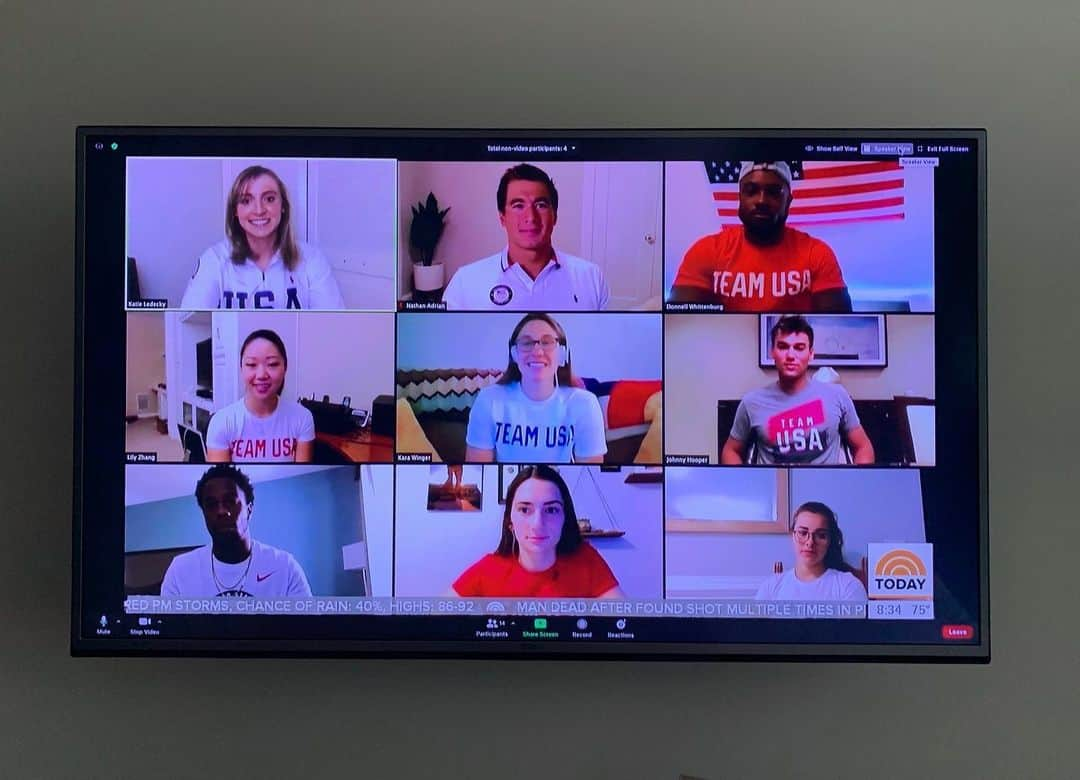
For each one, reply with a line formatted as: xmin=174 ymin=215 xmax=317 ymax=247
xmin=494 ymin=422 xmax=576 ymax=450
xmin=712 ymin=269 xmax=813 ymax=301
xmin=221 ymin=286 xmax=302 ymax=309
xmin=768 ymin=400 xmax=828 ymax=455
xmin=230 ymin=437 xmax=297 ymax=460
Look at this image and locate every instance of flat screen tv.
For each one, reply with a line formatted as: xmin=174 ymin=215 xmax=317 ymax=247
xmin=195 ymin=337 xmax=212 ymax=393
xmin=75 ymin=128 xmax=987 ymax=660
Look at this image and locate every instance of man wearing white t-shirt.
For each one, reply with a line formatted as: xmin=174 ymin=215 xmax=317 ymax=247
xmin=441 ymin=164 xmax=611 ymax=311
xmin=160 ymin=464 xmax=312 ymax=598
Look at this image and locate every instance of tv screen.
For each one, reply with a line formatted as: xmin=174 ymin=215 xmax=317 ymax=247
xmin=75 ymin=128 xmax=987 ymax=660
xmin=195 ymin=337 xmax=212 ymax=391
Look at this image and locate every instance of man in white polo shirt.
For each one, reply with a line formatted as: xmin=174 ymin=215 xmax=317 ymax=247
xmin=441 ymin=164 xmax=611 ymax=311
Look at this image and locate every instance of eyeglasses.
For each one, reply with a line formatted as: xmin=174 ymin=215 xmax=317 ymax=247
xmin=793 ymin=528 xmax=830 ymax=544
xmin=514 ymin=336 xmax=560 ymax=352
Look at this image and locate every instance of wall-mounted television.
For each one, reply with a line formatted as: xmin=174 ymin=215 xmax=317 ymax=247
xmin=75 ymin=128 xmax=987 ymax=660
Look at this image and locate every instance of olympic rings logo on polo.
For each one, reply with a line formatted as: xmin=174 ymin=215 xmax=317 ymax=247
xmin=867 ymin=543 xmax=934 ymax=600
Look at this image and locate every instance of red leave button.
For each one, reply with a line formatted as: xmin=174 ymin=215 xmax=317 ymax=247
xmin=941 ymin=624 xmax=974 ymax=640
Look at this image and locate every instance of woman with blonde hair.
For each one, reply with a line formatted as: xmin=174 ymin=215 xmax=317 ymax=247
xmin=182 ymin=165 xmax=344 ymax=310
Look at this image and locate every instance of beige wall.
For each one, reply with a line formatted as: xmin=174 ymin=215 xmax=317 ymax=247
xmin=665 ymin=314 xmax=934 ymax=461
xmin=125 ymin=313 xmax=166 ymax=416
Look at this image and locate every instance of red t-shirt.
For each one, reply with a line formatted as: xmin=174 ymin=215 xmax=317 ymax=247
xmin=452 ymin=543 xmax=618 ymax=598
xmin=672 ymin=226 xmax=845 ymax=311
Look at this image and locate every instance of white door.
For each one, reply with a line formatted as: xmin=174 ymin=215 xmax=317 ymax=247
xmin=307 ymin=159 xmax=398 ymax=310
xmin=580 ymin=163 xmax=663 ymax=310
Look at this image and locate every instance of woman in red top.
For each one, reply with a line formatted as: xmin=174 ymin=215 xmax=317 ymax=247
xmin=451 ymin=465 xmax=624 ymax=598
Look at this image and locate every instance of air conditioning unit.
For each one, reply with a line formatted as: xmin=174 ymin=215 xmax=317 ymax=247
xmin=136 ymin=392 xmax=154 ymax=417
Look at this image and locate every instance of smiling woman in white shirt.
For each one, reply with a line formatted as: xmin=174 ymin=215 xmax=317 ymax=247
xmin=755 ymin=501 xmax=867 ymax=602
xmin=181 ymin=165 xmax=345 ymax=310
xmin=206 ymin=329 xmax=315 ymax=463
xmin=465 ymin=312 xmax=606 ymax=464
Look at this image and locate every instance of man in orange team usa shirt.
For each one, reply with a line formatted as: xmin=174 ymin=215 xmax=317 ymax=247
xmin=669 ymin=161 xmax=852 ymax=312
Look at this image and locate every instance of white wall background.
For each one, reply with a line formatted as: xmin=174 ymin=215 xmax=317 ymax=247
xmin=212 ymin=311 xmax=394 ymax=411
xmin=126 ymin=157 xmax=397 ymax=309
xmin=663 ymin=160 xmax=936 ymax=309
xmin=361 ymin=464 xmax=396 ymax=598
xmin=665 ymin=314 xmax=934 ymax=461
xmin=397 ymin=161 xmax=662 ymax=307
xmin=665 ymin=467 xmax=926 ymax=581
xmin=396 ymin=312 xmax=662 ymax=380
xmin=394 ymin=465 xmax=663 ymax=596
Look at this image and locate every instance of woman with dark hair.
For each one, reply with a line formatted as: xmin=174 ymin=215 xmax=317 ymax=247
xmin=181 ymin=165 xmax=345 ymax=310
xmin=206 ymin=329 xmax=315 ymax=463
xmin=450 ymin=465 xmax=623 ymax=598
xmin=464 ymin=312 xmax=606 ymax=464
xmin=755 ymin=501 xmax=867 ymax=601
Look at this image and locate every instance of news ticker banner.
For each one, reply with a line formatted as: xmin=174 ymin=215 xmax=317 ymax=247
xmin=866 ymin=543 xmax=935 ymax=620
xmin=125 ymin=597 xmax=867 ymax=620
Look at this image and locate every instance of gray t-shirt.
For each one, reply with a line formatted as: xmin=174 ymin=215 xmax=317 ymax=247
xmin=730 ymin=381 xmax=860 ymax=465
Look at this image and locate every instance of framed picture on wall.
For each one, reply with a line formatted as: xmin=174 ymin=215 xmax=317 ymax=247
xmin=759 ymin=314 xmax=887 ymax=368
xmin=426 ymin=465 xmax=483 ymax=512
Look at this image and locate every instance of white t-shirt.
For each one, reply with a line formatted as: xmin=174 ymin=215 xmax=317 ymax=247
xmin=465 ymin=383 xmax=607 ymax=463
xmin=205 ymin=398 xmax=315 ymax=462
xmin=754 ymin=567 xmax=867 ymax=601
xmin=441 ymin=248 xmax=610 ymax=311
xmin=160 ymin=541 xmax=312 ymax=598
xmin=180 ymin=239 xmax=346 ymax=310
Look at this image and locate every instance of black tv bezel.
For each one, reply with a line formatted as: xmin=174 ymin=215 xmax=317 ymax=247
xmin=73 ymin=127 xmax=988 ymax=662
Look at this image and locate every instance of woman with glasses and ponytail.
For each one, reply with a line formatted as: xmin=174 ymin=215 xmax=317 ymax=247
xmin=450 ymin=465 xmax=623 ymax=598
xmin=465 ymin=312 xmax=606 ymax=464
xmin=755 ymin=501 xmax=867 ymax=601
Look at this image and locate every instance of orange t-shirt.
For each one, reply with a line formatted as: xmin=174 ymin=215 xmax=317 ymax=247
xmin=672 ymin=226 xmax=845 ymax=312
xmin=452 ymin=543 xmax=618 ymax=598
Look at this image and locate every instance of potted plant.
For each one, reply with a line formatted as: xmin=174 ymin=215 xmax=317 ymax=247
xmin=409 ymin=192 xmax=450 ymax=293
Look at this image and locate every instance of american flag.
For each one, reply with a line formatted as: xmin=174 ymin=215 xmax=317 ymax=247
xmin=706 ymin=160 xmax=906 ymax=227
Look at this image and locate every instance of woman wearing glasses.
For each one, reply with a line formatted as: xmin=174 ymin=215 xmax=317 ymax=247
xmin=465 ymin=312 xmax=606 ymax=464
xmin=755 ymin=501 xmax=867 ymax=601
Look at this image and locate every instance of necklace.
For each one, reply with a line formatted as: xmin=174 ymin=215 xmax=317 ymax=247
xmin=211 ymin=547 xmax=254 ymax=595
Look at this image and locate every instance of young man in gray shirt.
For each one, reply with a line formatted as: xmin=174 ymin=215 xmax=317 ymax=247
xmin=721 ymin=315 xmax=875 ymax=465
